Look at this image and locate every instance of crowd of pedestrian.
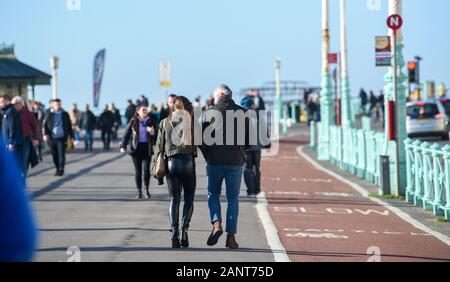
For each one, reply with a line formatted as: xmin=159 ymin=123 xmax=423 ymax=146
xmin=117 ymin=86 xmax=269 ymax=250
xmin=359 ymin=88 xmax=385 ymax=123
xmin=0 ymin=86 xmax=271 ymax=258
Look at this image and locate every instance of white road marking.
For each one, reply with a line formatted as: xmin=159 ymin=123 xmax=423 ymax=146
xmin=272 ymin=206 xmax=390 ymax=216
xmin=297 ymin=146 xmax=450 ymax=247
xmin=255 ymin=192 xmax=291 ymax=262
xmin=282 ymin=228 xmax=431 ymax=237
xmin=268 ymin=191 xmax=357 ymax=197
xmin=286 ymin=232 xmax=349 ymax=239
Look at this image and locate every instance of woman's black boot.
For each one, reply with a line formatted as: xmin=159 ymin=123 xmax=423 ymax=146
xmin=181 ymin=226 xmax=189 ymax=248
xmin=171 ymin=227 xmax=181 ymax=248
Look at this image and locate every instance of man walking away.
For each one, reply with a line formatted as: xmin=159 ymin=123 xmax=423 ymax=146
xmin=98 ymin=105 xmax=115 ymax=151
xmin=240 ymin=96 xmax=262 ymax=198
xmin=0 ymin=94 xmax=23 ymax=167
xmin=43 ymin=99 xmax=73 ymax=177
xmin=79 ymin=104 xmax=97 ymax=152
xmin=201 ymin=84 xmax=251 ymax=250
xmin=12 ymin=97 xmax=39 ymax=177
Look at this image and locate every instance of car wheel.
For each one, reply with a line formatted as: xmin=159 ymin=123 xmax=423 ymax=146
xmin=443 ymin=132 xmax=450 ymax=141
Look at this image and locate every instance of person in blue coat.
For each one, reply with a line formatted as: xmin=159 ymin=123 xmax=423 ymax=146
xmin=0 ymin=138 xmax=37 ymax=262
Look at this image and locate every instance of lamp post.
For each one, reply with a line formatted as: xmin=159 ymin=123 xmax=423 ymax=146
xmin=318 ymin=0 xmax=334 ymax=161
xmin=274 ymin=57 xmax=282 ymax=138
xmin=339 ymin=0 xmax=352 ymax=128
xmin=384 ymin=0 xmax=407 ymax=195
xmin=50 ymin=56 xmax=59 ymax=100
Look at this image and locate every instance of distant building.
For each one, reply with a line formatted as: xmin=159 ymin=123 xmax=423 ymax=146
xmin=0 ymin=43 xmax=51 ymax=101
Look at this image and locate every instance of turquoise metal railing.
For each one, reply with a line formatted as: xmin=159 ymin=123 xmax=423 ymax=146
xmin=323 ymin=125 xmax=385 ymax=186
xmin=310 ymin=123 xmax=450 ymax=221
xmin=404 ymin=139 xmax=450 ymax=221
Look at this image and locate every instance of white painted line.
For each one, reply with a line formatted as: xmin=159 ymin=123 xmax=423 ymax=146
xmin=256 ymin=192 xmax=291 ymax=262
xmin=297 ymin=146 xmax=450 ymax=247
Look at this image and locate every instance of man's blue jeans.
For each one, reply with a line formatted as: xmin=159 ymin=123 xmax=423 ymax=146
xmin=207 ymin=164 xmax=243 ymax=235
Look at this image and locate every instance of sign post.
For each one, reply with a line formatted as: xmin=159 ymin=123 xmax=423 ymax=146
xmin=160 ymin=60 xmax=172 ymax=95
xmin=387 ymin=14 xmax=403 ymax=195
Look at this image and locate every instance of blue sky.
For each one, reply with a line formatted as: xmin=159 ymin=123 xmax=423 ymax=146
xmin=1 ymin=0 xmax=449 ymax=110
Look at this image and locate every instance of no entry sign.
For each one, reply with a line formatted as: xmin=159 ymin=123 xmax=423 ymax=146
xmin=387 ymin=14 xmax=403 ymax=32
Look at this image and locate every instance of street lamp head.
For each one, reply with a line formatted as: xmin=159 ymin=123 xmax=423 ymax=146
xmin=50 ymin=56 xmax=59 ymax=69
xmin=414 ymin=56 xmax=422 ymax=61
xmin=274 ymin=57 xmax=282 ymax=70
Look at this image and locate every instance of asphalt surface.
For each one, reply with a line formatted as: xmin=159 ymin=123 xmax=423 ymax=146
xmin=26 ymin=126 xmax=450 ymax=262
xmin=261 ymin=131 xmax=450 ymax=262
xmin=27 ymin=140 xmax=274 ymax=262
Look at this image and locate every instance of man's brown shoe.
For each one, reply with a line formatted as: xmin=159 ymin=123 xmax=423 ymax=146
xmin=225 ymin=234 xmax=240 ymax=249
xmin=207 ymin=221 xmax=223 ymax=246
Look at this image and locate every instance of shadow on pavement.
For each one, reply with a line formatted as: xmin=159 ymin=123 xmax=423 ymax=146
xmin=32 ymin=153 xmax=126 ymax=199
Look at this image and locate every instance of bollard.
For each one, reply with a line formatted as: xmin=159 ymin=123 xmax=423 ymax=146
xmin=310 ymin=121 xmax=317 ymax=150
xmin=379 ymin=155 xmax=391 ymax=196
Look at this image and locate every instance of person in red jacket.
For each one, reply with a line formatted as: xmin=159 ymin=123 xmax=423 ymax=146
xmin=12 ymin=96 xmax=39 ymax=177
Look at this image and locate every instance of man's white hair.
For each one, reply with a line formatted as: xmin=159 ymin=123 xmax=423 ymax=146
xmin=214 ymin=84 xmax=232 ymax=97
xmin=11 ymin=96 xmax=24 ymax=106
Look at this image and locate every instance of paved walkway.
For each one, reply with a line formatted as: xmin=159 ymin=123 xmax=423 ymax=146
xmin=27 ymin=127 xmax=450 ymax=262
xmin=261 ymin=133 xmax=450 ymax=262
xmin=28 ymin=142 xmax=274 ymax=262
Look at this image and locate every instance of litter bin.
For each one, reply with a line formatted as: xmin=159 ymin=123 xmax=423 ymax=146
xmin=379 ymin=155 xmax=391 ymax=196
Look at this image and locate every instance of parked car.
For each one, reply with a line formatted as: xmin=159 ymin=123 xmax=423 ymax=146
xmin=438 ymin=97 xmax=450 ymax=117
xmin=406 ymin=100 xmax=449 ymax=140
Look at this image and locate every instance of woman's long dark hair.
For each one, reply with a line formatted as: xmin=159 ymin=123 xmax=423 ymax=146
xmin=169 ymin=96 xmax=194 ymax=146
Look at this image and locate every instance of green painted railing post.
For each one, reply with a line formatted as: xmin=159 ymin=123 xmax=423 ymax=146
xmin=413 ymin=140 xmax=424 ymax=206
xmin=362 ymin=116 xmax=371 ymax=131
xmin=404 ymin=139 xmax=415 ymax=203
xmin=310 ymin=121 xmax=317 ymax=150
xmin=443 ymin=145 xmax=450 ymax=221
xmin=291 ymin=102 xmax=298 ymax=124
xmin=421 ymin=142 xmax=433 ymax=211
xmin=349 ymin=129 xmax=357 ymax=174
xmin=357 ymin=129 xmax=366 ymax=178
xmin=431 ymin=143 xmax=445 ymax=216
xmin=365 ymin=131 xmax=375 ymax=183
xmin=342 ymin=127 xmax=349 ymax=171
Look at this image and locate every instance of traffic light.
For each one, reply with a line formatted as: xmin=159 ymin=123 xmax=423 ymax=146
xmin=408 ymin=61 xmax=418 ymax=83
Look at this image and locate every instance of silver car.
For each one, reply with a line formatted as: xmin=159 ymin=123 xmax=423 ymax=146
xmin=406 ymin=100 xmax=449 ymax=140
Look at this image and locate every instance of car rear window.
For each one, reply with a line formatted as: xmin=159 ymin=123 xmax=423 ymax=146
xmin=407 ymin=103 xmax=439 ymax=119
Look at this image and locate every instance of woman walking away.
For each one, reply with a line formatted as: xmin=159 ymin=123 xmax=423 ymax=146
xmin=154 ymin=96 xmax=199 ymax=249
xmin=120 ymin=105 xmax=157 ymax=199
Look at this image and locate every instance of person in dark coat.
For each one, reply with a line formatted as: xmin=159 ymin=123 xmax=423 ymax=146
xmin=12 ymin=96 xmax=39 ymax=177
xmin=98 ymin=105 xmax=115 ymax=151
xmin=110 ymin=103 xmax=122 ymax=144
xmin=240 ymin=96 xmax=262 ymax=198
xmin=120 ymin=105 xmax=157 ymax=199
xmin=0 ymin=94 xmax=24 ymax=166
xmin=201 ymin=85 xmax=252 ymax=250
xmin=42 ymin=99 xmax=74 ymax=177
xmin=159 ymin=94 xmax=177 ymax=123
xmin=79 ymin=104 xmax=97 ymax=152
xmin=125 ymin=99 xmax=136 ymax=124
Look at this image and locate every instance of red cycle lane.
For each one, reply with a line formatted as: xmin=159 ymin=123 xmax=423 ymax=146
xmin=261 ymin=136 xmax=450 ymax=262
